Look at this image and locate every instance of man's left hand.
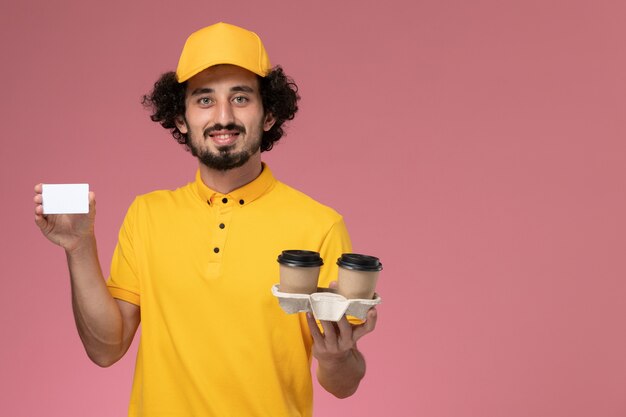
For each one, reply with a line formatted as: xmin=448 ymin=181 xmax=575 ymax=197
xmin=306 ymin=308 xmax=377 ymax=365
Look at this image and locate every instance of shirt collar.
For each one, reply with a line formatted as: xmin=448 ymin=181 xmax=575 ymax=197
xmin=194 ymin=163 xmax=276 ymax=206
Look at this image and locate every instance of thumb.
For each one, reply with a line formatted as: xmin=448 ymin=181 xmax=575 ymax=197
xmin=352 ymin=307 xmax=377 ymax=342
xmin=88 ymin=191 xmax=96 ymax=213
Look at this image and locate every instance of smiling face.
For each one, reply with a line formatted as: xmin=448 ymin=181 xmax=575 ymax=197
xmin=176 ymin=64 xmax=276 ymax=171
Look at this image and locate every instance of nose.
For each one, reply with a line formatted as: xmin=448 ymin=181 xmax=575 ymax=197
xmin=215 ymin=100 xmax=235 ymax=126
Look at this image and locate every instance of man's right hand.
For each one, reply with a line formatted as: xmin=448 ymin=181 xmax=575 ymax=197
xmin=33 ymin=183 xmax=139 ymax=366
xmin=33 ymin=183 xmax=96 ymax=253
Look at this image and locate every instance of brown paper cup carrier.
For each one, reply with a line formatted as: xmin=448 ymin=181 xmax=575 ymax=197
xmin=273 ymin=251 xmax=382 ymax=321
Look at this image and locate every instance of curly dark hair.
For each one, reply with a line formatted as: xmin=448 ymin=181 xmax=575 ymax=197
xmin=141 ymin=66 xmax=300 ymax=152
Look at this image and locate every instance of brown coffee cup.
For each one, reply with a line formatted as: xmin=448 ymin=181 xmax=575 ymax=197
xmin=277 ymin=250 xmax=324 ymax=294
xmin=336 ymin=253 xmax=383 ymax=299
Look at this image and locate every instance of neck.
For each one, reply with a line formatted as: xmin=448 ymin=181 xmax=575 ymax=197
xmin=198 ymin=153 xmax=263 ymax=194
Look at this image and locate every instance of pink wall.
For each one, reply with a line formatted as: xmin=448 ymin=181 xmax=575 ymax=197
xmin=2 ymin=0 xmax=626 ymax=416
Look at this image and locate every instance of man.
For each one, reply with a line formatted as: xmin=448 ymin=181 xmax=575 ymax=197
xmin=34 ymin=22 xmax=376 ymax=416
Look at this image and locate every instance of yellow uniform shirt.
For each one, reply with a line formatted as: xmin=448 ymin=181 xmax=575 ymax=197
xmin=107 ymin=165 xmax=351 ymax=417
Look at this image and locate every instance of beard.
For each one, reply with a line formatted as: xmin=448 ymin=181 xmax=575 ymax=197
xmin=187 ymin=122 xmax=262 ymax=171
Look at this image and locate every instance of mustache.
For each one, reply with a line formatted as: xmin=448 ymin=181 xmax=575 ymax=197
xmin=203 ymin=123 xmax=246 ymax=139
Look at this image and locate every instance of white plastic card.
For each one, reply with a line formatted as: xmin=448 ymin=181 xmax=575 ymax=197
xmin=42 ymin=184 xmax=89 ymax=214
xmin=271 ymin=285 xmax=381 ymax=321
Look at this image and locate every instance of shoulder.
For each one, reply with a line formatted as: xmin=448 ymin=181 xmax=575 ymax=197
xmin=129 ymin=181 xmax=197 ymax=213
xmin=270 ymin=180 xmax=344 ymax=225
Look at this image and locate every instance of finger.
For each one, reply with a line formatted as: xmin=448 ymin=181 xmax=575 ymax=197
xmin=88 ymin=191 xmax=96 ymax=213
xmin=329 ymin=280 xmax=338 ymax=289
xmin=35 ymin=212 xmax=48 ymax=227
xmin=336 ymin=315 xmax=353 ymax=341
xmin=306 ymin=313 xmax=325 ymax=345
xmin=34 ymin=183 xmax=42 ymax=193
xmin=352 ymin=308 xmax=378 ymax=342
xmin=34 ymin=194 xmax=43 ymax=204
xmin=336 ymin=315 xmax=354 ymax=349
xmin=319 ymin=319 xmax=337 ymax=343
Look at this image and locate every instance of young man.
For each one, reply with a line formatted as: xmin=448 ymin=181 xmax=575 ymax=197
xmin=34 ymin=22 xmax=376 ymax=416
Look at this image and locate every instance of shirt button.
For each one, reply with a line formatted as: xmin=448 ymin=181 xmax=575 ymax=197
xmin=219 ymin=223 xmax=225 ymax=229
xmin=213 ymin=247 xmax=220 ymax=253
xmin=239 ymin=199 xmax=245 ymax=205
xmin=222 ymin=197 xmax=228 ymax=204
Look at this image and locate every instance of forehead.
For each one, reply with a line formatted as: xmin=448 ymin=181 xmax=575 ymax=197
xmin=185 ymin=64 xmax=260 ymax=94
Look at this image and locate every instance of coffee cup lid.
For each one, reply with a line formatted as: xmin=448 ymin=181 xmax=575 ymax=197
xmin=336 ymin=253 xmax=383 ymax=271
xmin=277 ymin=250 xmax=324 ymax=267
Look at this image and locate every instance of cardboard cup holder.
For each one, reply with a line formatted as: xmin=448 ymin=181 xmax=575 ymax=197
xmin=271 ymin=284 xmax=381 ymax=321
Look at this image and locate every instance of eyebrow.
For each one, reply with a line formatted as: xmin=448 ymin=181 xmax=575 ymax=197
xmin=190 ymin=85 xmax=255 ymax=96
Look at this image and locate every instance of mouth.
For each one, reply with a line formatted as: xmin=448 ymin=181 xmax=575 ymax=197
xmin=204 ymin=123 xmax=246 ymax=148
xmin=207 ymin=130 xmax=241 ymax=147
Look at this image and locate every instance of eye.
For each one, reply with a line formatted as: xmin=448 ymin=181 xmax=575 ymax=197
xmin=233 ymin=96 xmax=249 ymax=104
xmin=197 ymin=97 xmax=212 ymax=106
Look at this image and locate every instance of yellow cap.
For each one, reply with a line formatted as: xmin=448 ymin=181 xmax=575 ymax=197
xmin=176 ymin=22 xmax=271 ymax=82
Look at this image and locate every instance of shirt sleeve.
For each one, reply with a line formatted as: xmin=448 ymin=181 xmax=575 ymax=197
xmin=317 ymin=216 xmax=352 ymax=288
xmin=106 ymin=198 xmax=141 ymax=306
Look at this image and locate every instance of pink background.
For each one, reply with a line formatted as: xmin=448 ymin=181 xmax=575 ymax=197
xmin=2 ymin=0 xmax=626 ymax=416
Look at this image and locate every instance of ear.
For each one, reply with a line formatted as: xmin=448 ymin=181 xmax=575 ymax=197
xmin=263 ymin=113 xmax=276 ymax=132
xmin=175 ymin=116 xmax=188 ymax=134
